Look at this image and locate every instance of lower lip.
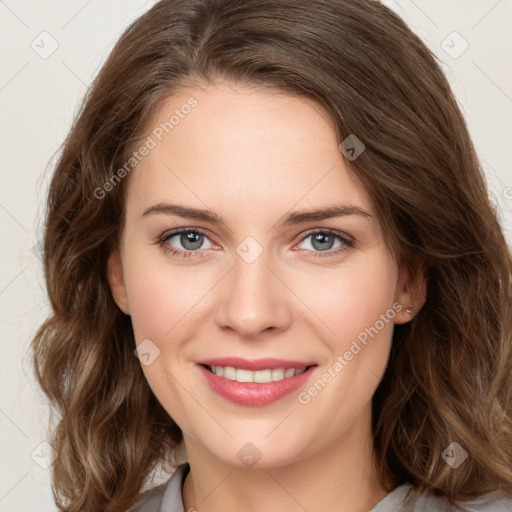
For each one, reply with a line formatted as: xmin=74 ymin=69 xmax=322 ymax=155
xmin=196 ymin=364 xmax=317 ymax=406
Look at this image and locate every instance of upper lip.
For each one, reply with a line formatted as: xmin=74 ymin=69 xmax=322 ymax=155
xmin=197 ymin=357 xmax=317 ymax=371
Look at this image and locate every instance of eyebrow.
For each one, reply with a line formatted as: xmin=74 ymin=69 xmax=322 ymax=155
xmin=141 ymin=202 xmax=371 ymax=227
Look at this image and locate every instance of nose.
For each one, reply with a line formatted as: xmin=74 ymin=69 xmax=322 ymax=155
xmin=215 ymin=245 xmax=292 ymax=338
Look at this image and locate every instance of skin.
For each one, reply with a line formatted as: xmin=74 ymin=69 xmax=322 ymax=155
xmin=108 ymin=81 xmax=426 ymax=512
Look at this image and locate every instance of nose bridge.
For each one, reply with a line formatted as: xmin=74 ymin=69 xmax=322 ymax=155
xmin=217 ymin=237 xmax=291 ymax=336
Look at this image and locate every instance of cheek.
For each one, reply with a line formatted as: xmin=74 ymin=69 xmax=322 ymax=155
xmin=124 ymin=252 xmax=213 ymax=344
xmin=125 ymin=277 xmax=172 ymax=343
xmin=123 ymin=257 xmax=207 ymax=429
xmin=293 ymin=255 xmax=398 ymax=433
xmin=125 ymin=242 xmax=398 ymax=352
xmin=306 ymin=251 xmax=398 ymax=351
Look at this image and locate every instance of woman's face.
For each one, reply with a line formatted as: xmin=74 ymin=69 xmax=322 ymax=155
xmin=108 ymin=81 xmax=413 ymax=469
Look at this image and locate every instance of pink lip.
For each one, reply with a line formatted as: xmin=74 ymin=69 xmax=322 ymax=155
xmin=197 ymin=357 xmax=316 ymax=371
xmin=196 ymin=361 xmax=318 ymax=407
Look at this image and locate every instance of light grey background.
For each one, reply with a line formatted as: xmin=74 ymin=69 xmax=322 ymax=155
xmin=0 ymin=1 xmax=511 ymax=510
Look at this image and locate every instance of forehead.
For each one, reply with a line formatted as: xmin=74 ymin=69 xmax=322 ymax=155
xmin=126 ymin=82 xmax=372 ymax=218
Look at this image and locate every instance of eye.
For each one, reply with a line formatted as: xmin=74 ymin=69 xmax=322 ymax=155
xmin=157 ymin=228 xmax=216 ymax=258
xmin=156 ymin=228 xmax=354 ymax=259
xmin=294 ymin=229 xmax=354 ymax=258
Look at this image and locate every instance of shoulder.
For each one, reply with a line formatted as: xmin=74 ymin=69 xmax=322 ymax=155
xmin=459 ymin=492 xmax=512 ymax=512
xmin=127 ymin=463 xmax=190 ymax=512
xmin=127 ymin=482 xmax=167 ymax=512
xmin=371 ymin=483 xmax=512 ymax=512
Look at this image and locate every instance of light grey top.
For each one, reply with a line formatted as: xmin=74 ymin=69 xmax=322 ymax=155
xmin=130 ymin=463 xmax=512 ymax=512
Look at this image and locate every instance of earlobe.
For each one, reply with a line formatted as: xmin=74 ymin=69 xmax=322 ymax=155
xmin=393 ymin=255 xmax=427 ymax=325
xmin=107 ymin=247 xmax=130 ymax=315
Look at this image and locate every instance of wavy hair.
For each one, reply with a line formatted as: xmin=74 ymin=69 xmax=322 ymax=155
xmin=31 ymin=0 xmax=512 ymax=510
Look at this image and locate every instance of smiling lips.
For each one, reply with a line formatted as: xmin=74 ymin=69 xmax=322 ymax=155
xmin=196 ymin=357 xmax=317 ymax=406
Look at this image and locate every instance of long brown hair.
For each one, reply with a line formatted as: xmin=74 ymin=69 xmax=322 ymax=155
xmin=31 ymin=0 xmax=512 ymax=510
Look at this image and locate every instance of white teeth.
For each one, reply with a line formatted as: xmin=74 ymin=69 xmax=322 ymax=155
xmin=223 ymin=366 xmax=236 ymax=380
xmin=271 ymin=369 xmax=284 ymax=381
xmin=209 ymin=365 xmax=307 ymax=383
xmin=236 ymin=369 xmax=254 ymax=382
xmin=254 ymin=369 xmax=272 ymax=383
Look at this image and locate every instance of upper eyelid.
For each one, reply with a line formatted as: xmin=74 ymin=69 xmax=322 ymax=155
xmin=300 ymin=227 xmax=353 ymax=241
xmin=161 ymin=227 xmax=217 ymax=243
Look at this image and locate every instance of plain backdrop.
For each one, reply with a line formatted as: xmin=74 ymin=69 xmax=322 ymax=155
xmin=0 ymin=0 xmax=511 ymax=510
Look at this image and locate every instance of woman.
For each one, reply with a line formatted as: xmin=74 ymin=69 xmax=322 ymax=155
xmin=31 ymin=1 xmax=512 ymax=511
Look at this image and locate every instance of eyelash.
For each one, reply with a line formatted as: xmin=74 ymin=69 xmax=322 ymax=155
xmin=156 ymin=227 xmax=355 ymax=259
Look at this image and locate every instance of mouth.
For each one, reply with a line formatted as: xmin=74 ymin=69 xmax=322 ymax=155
xmin=196 ymin=360 xmax=318 ymax=406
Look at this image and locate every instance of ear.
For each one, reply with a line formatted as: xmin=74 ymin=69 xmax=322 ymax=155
xmin=107 ymin=246 xmax=130 ymax=315
xmin=393 ymin=252 xmax=427 ymax=325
